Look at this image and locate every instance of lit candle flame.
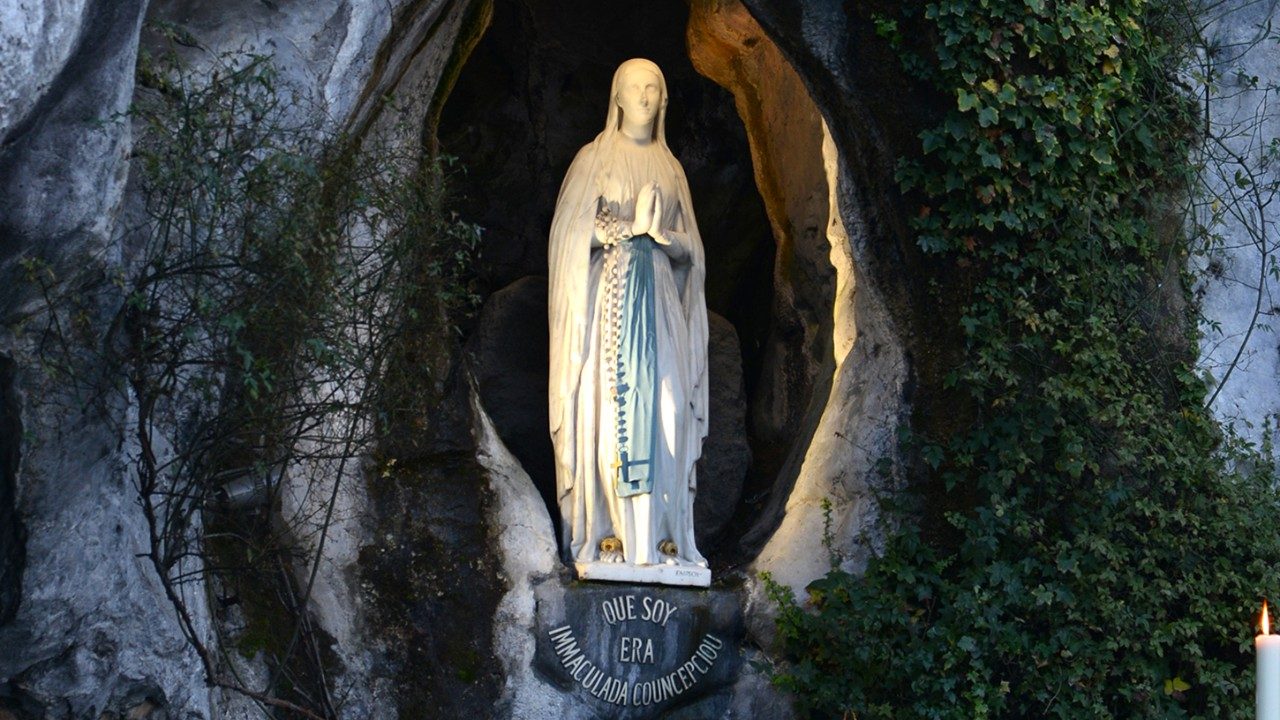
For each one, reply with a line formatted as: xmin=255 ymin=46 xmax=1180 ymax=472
xmin=1264 ymin=600 xmax=1271 ymax=636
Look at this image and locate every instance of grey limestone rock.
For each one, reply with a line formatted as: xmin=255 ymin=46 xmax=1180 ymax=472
xmin=1196 ymin=0 xmax=1280 ymax=445
xmin=0 ymin=0 xmax=216 ymax=716
xmin=0 ymin=0 xmax=90 ymax=143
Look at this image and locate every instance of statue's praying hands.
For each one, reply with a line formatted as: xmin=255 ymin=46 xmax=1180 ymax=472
xmin=631 ymin=181 xmax=671 ymax=245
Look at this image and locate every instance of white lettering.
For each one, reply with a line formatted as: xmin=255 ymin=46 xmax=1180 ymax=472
xmin=587 ymin=667 xmax=606 ymax=696
xmin=547 ymin=620 xmax=726 ymax=707
xmin=554 ymin=634 xmax=577 ymax=655
xmin=637 ymin=597 xmax=679 ymax=626
xmin=695 ymin=643 xmax=716 ymax=664
xmin=660 ymin=599 xmax=678 ymax=626
xmin=545 ymin=626 xmax=633 ymax=706
xmin=603 ymin=594 xmax=644 ymax=625
xmin=601 ymin=597 xmax=621 ymax=625
xmin=558 ymin=642 xmax=580 ymax=664
xmin=658 ymin=674 xmax=677 ymax=700
xmin=619 ymin=636 xmax=655 ymax=664
xmin=632 ymin=596 xmax=679 ymax=626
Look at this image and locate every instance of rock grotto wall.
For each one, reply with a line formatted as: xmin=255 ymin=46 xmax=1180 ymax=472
xmin=1 ymin=0 xmax=500 ymax=717
xmin=687 ymin=0 xmax=835 ymax=515
xmin=0 ymin=1 xmax=216 ymax=717
xmin=0 ymin=0 xmax=90 ymax=143
xmin=1196 ymin=0 xmax=1280 ymax=446
xmin=685 ymin=1 xmax=899 ymax=592
xmin=135 ymin=1 xmax=511 ymax=717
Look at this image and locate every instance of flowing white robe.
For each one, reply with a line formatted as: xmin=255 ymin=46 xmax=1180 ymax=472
xmin=548 ymin=136 xmax=708 ymax=567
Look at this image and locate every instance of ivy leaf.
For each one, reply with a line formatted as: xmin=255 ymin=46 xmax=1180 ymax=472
xmin=958 ymin=89 xmax=980 ymax=112
xmin=1134 ymin=124 xmax=1155 ymax=150
xmin=922 ymin=444 xmax=946 ymax=469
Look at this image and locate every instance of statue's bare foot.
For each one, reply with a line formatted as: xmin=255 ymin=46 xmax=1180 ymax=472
xmin=599 ymin=536 xmax=624 ymax=563
xmin=658 ymin=539 xmax=679 ymax=565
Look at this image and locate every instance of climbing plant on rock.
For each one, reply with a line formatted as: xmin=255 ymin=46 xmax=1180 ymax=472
xmin=768 ymin=1 xmax=1280 ymax=718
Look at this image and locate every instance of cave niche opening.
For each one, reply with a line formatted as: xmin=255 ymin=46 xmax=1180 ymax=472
xmin=439 ymin=0 xmax=837 ymax=568
xmin=0 ymin=356 xmax=22 ymax=625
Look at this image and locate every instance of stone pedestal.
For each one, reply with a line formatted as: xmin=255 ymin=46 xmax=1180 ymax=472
xmin=534 ymin=582 xmax=743 ymax=718
xmin=573 ymin=561 xmax=711 ymax=588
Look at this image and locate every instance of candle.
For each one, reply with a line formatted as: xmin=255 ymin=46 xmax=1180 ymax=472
xmin=1259 ymin=600 xmax=1280 ymax=720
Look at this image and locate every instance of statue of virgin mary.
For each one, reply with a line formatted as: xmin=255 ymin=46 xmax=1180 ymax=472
xmin=548 ymin=58 xmax=710 ymax=586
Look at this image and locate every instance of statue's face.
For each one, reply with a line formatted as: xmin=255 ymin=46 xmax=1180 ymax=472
xmin=615 ymin=66 xmax=661 ymax=129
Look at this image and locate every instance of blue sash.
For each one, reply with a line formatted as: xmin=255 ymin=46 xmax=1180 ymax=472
xmin=613 ymin=235 xmax=659 ymax=498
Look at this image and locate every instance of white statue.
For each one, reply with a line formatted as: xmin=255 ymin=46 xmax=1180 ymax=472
xmin=548 ymin=58 xmax=710 ymax=586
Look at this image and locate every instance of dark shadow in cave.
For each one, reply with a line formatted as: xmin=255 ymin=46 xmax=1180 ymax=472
xmin=439 ymin=0 xmax=824 ymax=566
xmin=0 ymin=356 xmax=23 ymax=625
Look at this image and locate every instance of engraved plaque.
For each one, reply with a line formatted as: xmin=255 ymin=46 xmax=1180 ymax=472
xmin=534 ymin=582 xmax=744 ymax=717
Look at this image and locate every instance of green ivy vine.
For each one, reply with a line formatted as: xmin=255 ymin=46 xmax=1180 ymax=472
xmin=767 ymin=1 xmax=1280 ymax=718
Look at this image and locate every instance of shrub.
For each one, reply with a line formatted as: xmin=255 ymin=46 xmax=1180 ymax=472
xmin=767 ymin=2 xmax=1280 ymax=718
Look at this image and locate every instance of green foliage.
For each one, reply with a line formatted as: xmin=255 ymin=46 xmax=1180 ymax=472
xmin=129 ymin=44 xmax=478 ymax=431
xmin=767 ymin=2 xmax=1280 ymax=718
